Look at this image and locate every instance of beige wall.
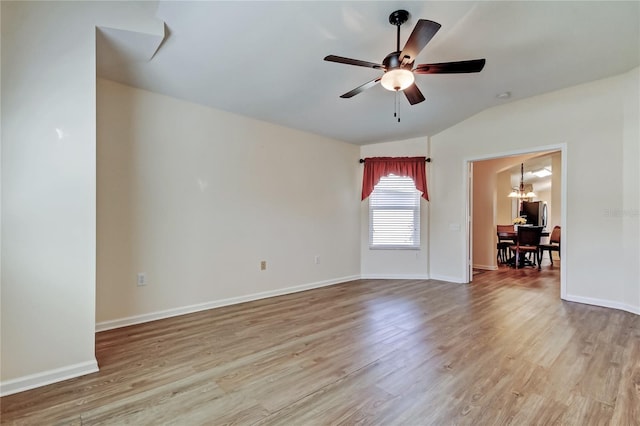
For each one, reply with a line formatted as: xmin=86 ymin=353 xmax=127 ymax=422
xmin=96 ymin=79 xmax=360 ymax=326
xmin=472 ymin=161 xmax=497 ymax=270
xmin=1 ymin=1 xmax=162 ymax=394
xmin=496 ymin=170 xmax=513 ymax=226
xmin=431 ymin=68 xmax=639 ymax=313
xmin=359 ymin=138 xmax=430 ymax=278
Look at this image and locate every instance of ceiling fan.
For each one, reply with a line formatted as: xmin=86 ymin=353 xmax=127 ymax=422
xmin=324 ymin=10 xmax=486 ymax=106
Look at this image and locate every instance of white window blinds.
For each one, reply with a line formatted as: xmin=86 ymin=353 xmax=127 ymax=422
xmin=369 ymin=174 xmax=421 ymax=249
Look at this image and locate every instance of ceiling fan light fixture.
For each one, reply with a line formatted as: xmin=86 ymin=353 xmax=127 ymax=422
xmin=381 ymin=68 xmax=415 ymax=91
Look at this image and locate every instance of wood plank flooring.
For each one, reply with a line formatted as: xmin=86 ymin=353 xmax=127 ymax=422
xmin=2 ymin=266 xmax=639 ymax=425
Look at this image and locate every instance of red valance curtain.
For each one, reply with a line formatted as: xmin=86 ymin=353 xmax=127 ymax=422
xmin=361 ymin=156 xmax=429 ymax=201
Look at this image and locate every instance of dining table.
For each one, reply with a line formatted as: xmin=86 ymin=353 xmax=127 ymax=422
xmin=498 ymin=229 xmax=550 ymax=241
xmin=498 ymin=227 xmax=550 ymax=267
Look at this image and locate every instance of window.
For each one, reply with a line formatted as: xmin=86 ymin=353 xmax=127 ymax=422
xmin=369 ymin=174 xmax=421 ymax=249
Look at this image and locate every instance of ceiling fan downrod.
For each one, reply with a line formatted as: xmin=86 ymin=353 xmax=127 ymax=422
xmin=386 ymin=9 xmax=412 ymax=120
xmin=389 ymin=9 xmax=409 ymax=53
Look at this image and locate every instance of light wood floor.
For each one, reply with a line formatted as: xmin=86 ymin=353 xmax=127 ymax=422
xmin=2 ymin=266 xmax=639 ymax=425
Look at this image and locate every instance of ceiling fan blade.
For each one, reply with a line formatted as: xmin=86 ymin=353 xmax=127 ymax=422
xmin=340 ymin=77 xmax=382 ymax=98
xmin=403 ymin=83 xmax=425 ymax=105
xmin=324 ymin=55 xmax=384 ymax=70
xmin=414 ymin=59 xmax=486 ymax=74
xmin=400 ymin=20 xmax=441 ymax=66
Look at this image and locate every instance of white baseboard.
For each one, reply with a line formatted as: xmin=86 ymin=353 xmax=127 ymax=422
xmin=0 ymin=359 xmax=98 ymax=397
xmin=564 ymin=294 xmax=640 ymax=315
xmin=429 ymin=274 xmax=467 ymax=284
xmin=96 ymin=275 xmax=360 ymax=332
xmin=472 ymin=264 xmax=498 ymax=271
xmin=360 ymin=274 xmax=430 ymax=280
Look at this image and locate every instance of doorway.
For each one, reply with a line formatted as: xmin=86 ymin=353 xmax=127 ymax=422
xmin=465 ymin=146 xmax=566 ymax=299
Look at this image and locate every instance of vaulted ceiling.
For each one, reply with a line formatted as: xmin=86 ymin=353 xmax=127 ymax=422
xmin=97 ymin=1 xmax=640 ymax=145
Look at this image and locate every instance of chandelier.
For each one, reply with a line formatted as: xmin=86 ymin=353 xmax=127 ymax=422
xmin=508 ymin=163 xmax=536 ymax=199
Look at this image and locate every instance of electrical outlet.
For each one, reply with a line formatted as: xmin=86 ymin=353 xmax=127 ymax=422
xmin=137 ymin=272 xmax=147 ymax=286
xmin=260 ymin=261 xmax=267 ymax=271
xmin=314 ymin=255 xmax=320 ymax=264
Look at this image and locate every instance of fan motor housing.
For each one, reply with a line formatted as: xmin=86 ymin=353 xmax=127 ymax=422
xmin=383 ymin=52 xmax=410 ymax=70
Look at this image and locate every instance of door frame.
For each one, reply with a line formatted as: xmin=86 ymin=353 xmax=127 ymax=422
xmin=463 ymin=143 xmax=567 ymax=299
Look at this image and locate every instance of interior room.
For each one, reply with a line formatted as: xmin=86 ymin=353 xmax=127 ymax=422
xmin=472 ymin=151 xmax=561 ymax=272
xmin=1 ymin=1 xmax=639 ymax=424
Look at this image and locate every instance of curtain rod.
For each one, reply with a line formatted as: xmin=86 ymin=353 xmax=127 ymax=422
xmin=359 ymin=158 xmax=431 ymax=164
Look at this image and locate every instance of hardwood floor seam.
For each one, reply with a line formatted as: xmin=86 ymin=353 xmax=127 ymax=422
xmin=2 ymin=266 xmax=639 ymax=425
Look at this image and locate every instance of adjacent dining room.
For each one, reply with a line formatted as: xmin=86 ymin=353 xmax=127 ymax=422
xmin=472 ymin=151 xmax=562 ymax=274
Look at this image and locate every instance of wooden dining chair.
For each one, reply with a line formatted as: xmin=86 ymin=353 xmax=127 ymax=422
xmin=538 ymin=225 xmax=561 ymax=266
xmin=509 ymin=226 xmax=543 ymax=269
xmin=496 ymin=224 xmax=515 ymax=264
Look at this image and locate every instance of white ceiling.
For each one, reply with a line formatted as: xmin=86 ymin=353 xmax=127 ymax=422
xmin=97 ymin=1 xmax=640 ymax=145
xmin=506 ymin=152 xmax=556 ymax=192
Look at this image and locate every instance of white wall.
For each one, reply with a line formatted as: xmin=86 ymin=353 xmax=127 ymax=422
xmin=431 ymin=68 xmax=640 ymax=314
xmin=622 ymin=67 xmax=640 ymax=310
xmin=96 ymin=79 xmax=361 ymax=326
xmin=359 ymin=138 xmax=430 ymax=279
xmin=0 ymin=1 xmax=163 ymax=395
xmin=550 ymin=151 xmax=562 ymax=230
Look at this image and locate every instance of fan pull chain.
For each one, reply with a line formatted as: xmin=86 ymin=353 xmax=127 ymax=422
xmin=396 ymin=91 xmax=401 ymax=123
xmin=394 ymin=91 xmax=397 ymax=120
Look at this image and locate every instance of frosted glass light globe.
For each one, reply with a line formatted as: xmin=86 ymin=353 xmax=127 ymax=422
xmin=381 ymin=69 xmax=415 ymax=91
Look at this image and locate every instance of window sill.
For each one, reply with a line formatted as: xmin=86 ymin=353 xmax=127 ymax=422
xmin=369 ymin=246 xmax=420 ymax=250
